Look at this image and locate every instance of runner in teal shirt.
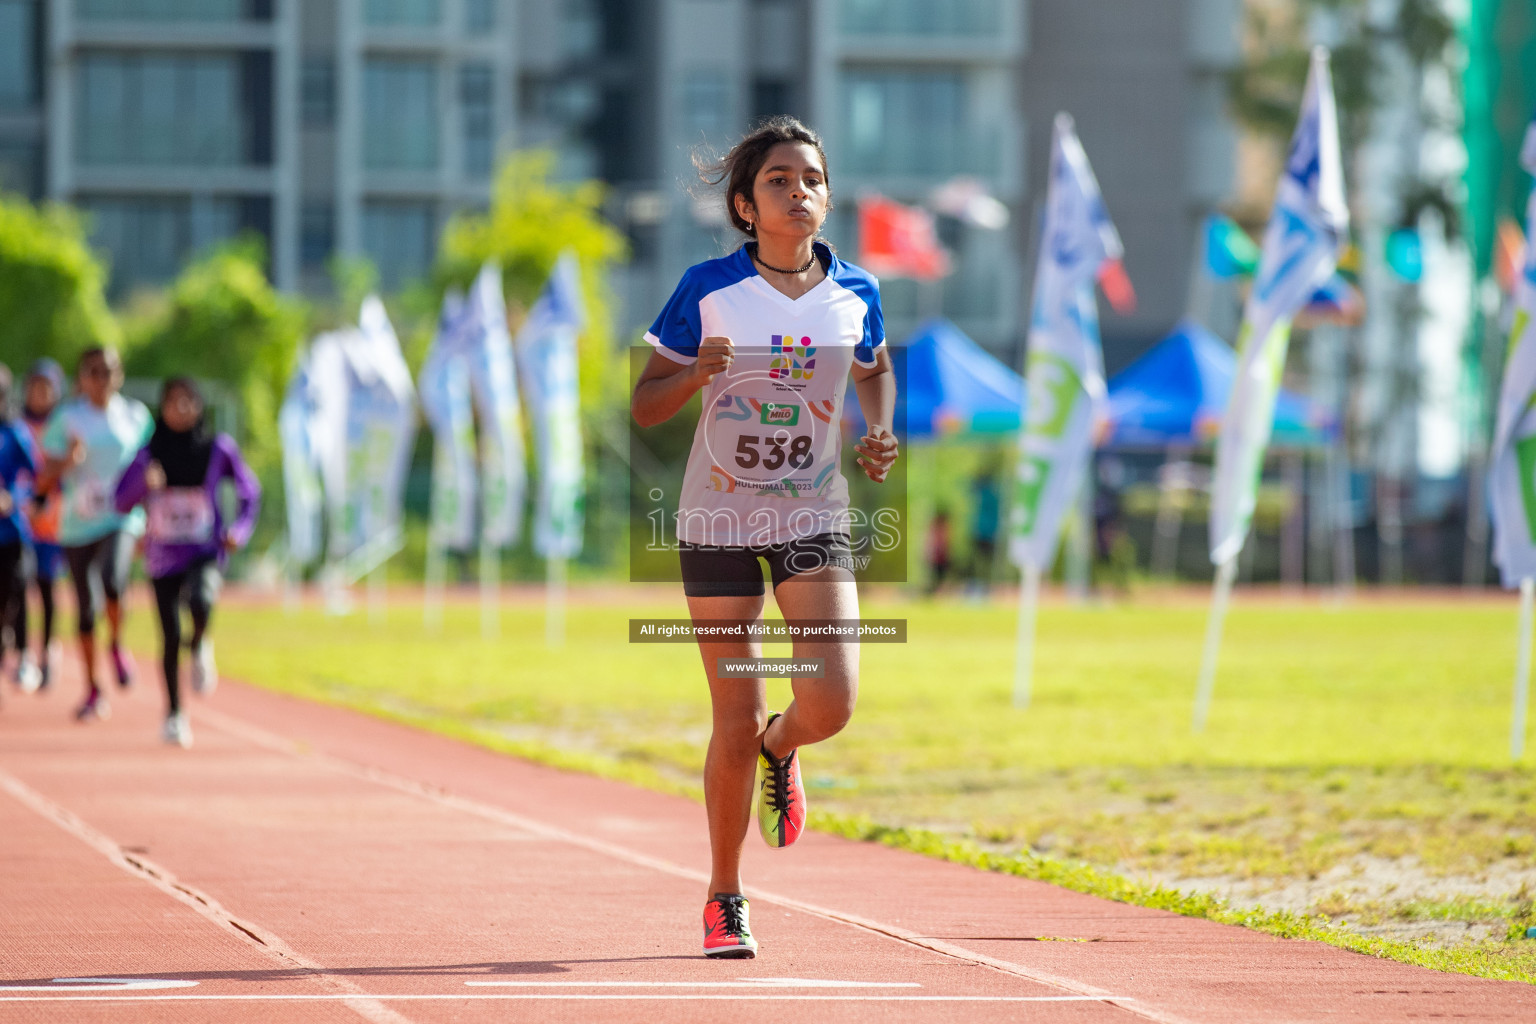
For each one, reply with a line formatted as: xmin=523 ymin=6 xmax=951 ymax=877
xmin=37 ymin=348 xmax=152 ymax=721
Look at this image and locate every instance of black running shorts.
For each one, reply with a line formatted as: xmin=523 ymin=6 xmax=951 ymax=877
xmin=678 ymin=532 xmax=855 ymax=597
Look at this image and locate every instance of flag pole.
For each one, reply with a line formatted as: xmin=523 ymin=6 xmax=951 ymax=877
xmin=546 ymin=555 xmax=566 ymax=648
xmin=480 ymin=538 xmax=499 ymax=641
xmin=1193 ymin=554 xmax=1239 ymax=732
xmin=1013 ymin=561 xmax=1042 ymax=709
xmin=1514 ymin=577 xmax=1535 ymax=761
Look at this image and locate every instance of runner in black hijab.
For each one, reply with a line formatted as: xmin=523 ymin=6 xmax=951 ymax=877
xmin=146 ymin=377 xmax=214 ymax=488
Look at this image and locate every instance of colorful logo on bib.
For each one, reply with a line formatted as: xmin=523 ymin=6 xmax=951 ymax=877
xmin=770 ymin=336 xmax=815 ymax=380
xmin=760 ymin=402 xmax=799 ymax=426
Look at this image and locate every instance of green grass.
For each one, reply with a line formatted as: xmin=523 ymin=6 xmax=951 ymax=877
xmin=145 ymin=587 xmax=1536 ymax=983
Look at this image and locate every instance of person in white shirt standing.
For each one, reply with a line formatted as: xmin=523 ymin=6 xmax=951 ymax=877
xmin=632 ymin=116 xmax=899 ymax=959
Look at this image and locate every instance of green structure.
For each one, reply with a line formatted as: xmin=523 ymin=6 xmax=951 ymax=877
xmin=1463 ymin=0 xmax=1536 ymax=283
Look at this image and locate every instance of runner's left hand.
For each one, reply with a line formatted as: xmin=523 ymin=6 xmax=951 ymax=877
xmin=854 ymin=425 xmax=898 ymax=483
xmin=223 ymin=533 xmax=241 ymax=552
xmin=0 ymin=491 xmax=11 ymax=517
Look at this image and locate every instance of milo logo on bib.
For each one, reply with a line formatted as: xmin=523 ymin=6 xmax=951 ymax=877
xmin=760 ymin=403 xmax=799 ymax=426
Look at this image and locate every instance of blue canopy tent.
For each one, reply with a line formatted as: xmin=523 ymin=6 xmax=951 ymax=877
xmin=1103 ymin=319 xmax=1336 ymax=449
xmin=845 ymin=318 xmax=1026 ymax=438
xmin=1103 ymin=319 xmax=1342 ymax=582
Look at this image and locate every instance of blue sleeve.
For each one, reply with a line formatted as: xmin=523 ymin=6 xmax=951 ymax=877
xmin=854 ymin=278 xmax=886 ymax=368
xmin=644 ymin=269 xmax=702 ymax=363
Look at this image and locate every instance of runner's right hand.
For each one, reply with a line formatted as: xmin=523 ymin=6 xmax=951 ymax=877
xmin=66 ymin=437 xmax=86 ymax=467
xmin=145 ymin=460 xmax=166 ymax=491
xmin=695 ymin=336 xmax=734 ymax=385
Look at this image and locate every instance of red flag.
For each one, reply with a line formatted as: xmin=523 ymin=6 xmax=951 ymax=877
xmin=857 ymin=196 xmax=951 ymax=281
xmin=1496 ymin=217 xmax=1526 ymax=295
xmin=1096 ymin=258 xmax=1137 ymax=315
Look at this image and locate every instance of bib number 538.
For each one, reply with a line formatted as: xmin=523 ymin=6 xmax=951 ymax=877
xmin=735 ymin=434 xmax=813 ymax=471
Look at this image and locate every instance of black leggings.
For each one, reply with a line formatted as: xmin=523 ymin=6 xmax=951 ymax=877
xmin=27 ymin=572 xmax=54 ymax=653
xmin=65 ymin=530 xmax=135 ymax=636
xmin=0 ymin=543 xmax=22 ymax=655
xmin=152 ymin=559 xmax=220 ymax=716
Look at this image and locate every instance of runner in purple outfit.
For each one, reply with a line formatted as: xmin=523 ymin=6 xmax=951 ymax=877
xmin=115 ymin=378 xmax=260 ymax=748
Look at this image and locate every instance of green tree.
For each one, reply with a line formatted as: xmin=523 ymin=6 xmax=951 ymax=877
xmin=122 ymin=236 xmax=306 ymax=486
xmin=0 ymin=194 xmax=119 ymax=368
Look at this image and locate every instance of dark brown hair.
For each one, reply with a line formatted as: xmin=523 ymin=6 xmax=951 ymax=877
xmin=697 ymin=116 xmax=831 ymax=238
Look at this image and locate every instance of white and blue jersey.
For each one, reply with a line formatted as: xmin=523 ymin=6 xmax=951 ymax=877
xmin=646 ymin=241 xmax=885 ymax=547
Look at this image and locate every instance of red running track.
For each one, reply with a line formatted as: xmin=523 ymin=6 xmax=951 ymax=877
xmin=1 ymin=667 xmax=1533 ymax=1024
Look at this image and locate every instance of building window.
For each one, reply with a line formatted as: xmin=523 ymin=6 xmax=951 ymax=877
xmin=838 ymin=0 xmax=1001 ymax=36
xmin=300 ymin=201 xmax=334 ymax=271
xmin=77 ymin=52 xmax=254 ymax=167
xmin=460 ymin=63 xmax=494 ymax=179
xmin=362 ymin=201 xmax=435 ymax=290
xmin=464 ymin=0 xmax=495 ymax=31
xmin=363 ymin=59 xmax=439 ymax=171
xmin=843 ymin=70 xmax=993 ymax=177
xmin=81 ymin=195 xmax=248 ymax=294
xmin=683 ymin=71 xmax=731 ymax=143
xmin=0 ymin=140 xmax=40 ymax=199
xmin=363 ymin=0 xmax=440 ymax=27
xmin=77 ymin=0 xmax=257 ymax=21
xmin=301 ymin=58 xmax=336 ymax=129
xmin=750 ymin=78 xmax=793 ymax=125
xmin=0 ymin=0 xmax=38 ymax=110
xmin=561 ymin=0 xmax=601 ymax=60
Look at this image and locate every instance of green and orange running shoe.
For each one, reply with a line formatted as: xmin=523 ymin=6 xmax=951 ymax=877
xmin=756 ymin=712 xmax=805 ymax=849
xmin=702 ymin=893 xmax=757 ymax=958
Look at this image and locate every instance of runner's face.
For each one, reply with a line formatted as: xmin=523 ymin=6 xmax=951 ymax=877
xmin=79 ymin=354 xmax=121 ymax=407
xmin=162 ymin=388 xmax=201 ymax=432
xmin=738 ymin=142 xmax=827 ymax=241
xmin=25 ymin=378 xmax=57 ymax=418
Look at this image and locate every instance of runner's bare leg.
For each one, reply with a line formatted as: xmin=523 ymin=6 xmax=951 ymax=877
xmin=764 ymin=565 xmax=859 ymax=757
xmin=688 ymin=592 xmax=767 ymax=897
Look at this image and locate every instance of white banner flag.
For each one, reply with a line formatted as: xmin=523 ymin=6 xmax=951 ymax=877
xmin=420 ymin=289 xmax=480 ymax=550
xmin=1491 ymin=111 xmax=1536 ymax=587
xmin=278 ymin=350 xmax=327 ymax=567
xmin=517 ymin=253 xmax=586 ymax=559
xmin=462 ymin=263 xmax=527 ymax=549
xmin=1208 ymin=48 xmax=1348 ymax=566
xmin=1009 ymin=114 xmax=1123 ymax=570
xmin=328 ymin=298 xmax=418 ymax=571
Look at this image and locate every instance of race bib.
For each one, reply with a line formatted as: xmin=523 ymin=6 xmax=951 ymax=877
xmin=71 ymin=480 xmax=112 ymax=521
xmin=147 ymin=488 xmax=215 ymax=545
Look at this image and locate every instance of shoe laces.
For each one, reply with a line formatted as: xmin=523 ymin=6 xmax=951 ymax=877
xmin=713 ymin=896 xmax=747 ymax=937
xmin=763 ymin=749 xmax=795 ymax=815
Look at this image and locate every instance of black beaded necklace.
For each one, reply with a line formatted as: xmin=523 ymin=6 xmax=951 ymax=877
xmin=748 ymin=241 xmax=818 ymax=276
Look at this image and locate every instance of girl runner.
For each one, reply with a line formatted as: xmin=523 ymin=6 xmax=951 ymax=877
xmin=116 ymin=377 xmax=260 ymax=748
xmin=631 ymin=117 xmax=899 ymax=959
xmin=37 ymin=347 xmax=153 ymax=722
xmin=0 ymin=365 xmax=40 ymax=697
xmin=17 ymin=359 xmax=66 ymax=691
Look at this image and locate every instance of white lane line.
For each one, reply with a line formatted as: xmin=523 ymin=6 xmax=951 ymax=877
xmin=463 ymin=979 xmax=922 ymax=988
xmin=202 ymin=707 xmax=1186 ymax=1024
xmin=0 ymin=993 xmax=1135 ymax=1003
xmin=0 ymin=979 xmax=198 ymax=992
xmin=0 ymin=767 xmax=415 ymax=1024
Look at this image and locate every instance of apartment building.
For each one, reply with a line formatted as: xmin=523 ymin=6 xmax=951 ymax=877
xmin=2 ymin=0 xmax=1237 ymax=358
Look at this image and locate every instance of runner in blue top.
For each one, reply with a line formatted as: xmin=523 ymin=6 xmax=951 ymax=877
xmin=36 ymin=348 xmax=154 ymax=722
xmin=631 ymin=117 xmax=899 ymax=959
xmin=0 ymin=365 xmax=40 ymax=700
